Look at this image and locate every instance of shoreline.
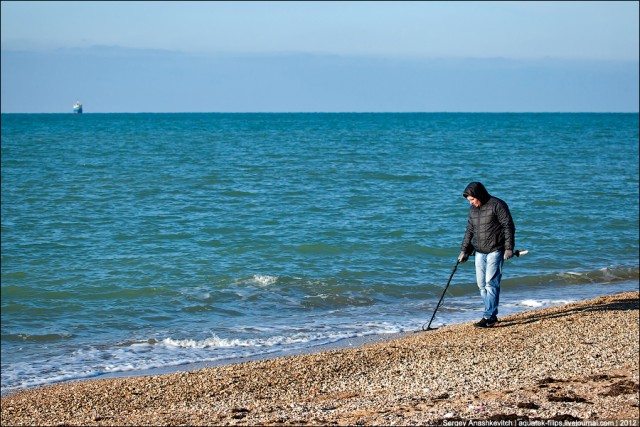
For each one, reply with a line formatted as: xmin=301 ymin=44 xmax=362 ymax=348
xmin=2 ymin=291 xmax=638 ymax=426
xmin=91 ymin=330 xmax=419 ymax=384
xmin=49 ymin=279 xmax=640 ymax=389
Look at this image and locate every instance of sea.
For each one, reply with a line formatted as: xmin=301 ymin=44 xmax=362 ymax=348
xmin=1 ymin=113 xmax=638 ymax=396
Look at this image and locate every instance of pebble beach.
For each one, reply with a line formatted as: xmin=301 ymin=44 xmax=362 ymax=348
xmin=2 ymin=291 xmax=638 ymax=426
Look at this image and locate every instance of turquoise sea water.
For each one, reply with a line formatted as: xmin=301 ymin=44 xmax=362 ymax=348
xmin=2 ymin=113 xmax=638 ymax=395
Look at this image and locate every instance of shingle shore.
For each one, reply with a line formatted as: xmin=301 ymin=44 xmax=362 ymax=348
xmin=2 ymin=291 xmax=638 ymax=426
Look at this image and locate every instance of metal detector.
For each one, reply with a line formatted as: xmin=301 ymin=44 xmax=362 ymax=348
xmin=421 ymin=249 xmax=529 ymax=331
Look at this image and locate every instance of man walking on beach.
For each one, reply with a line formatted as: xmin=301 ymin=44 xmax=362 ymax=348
xmin=457 ymin=182 xmax=515 ymax=328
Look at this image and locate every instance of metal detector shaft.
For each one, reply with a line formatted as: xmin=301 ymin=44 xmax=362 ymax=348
xmin=422 ymin=260 xmax=459 ymax=331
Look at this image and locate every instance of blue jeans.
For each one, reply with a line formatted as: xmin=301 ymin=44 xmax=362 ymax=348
xmin=475 ymin=250 xmax=504 ymax=320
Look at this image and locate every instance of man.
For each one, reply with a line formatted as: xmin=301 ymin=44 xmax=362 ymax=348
xmin=458 ymin=182 xmax=515 ymax=328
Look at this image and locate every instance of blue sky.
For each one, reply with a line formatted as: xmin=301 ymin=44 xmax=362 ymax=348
xmin=1 ymin=1 xmax=638 ymax=112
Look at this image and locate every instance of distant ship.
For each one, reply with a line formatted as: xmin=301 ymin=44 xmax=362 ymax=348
xmin=73 ymin=101 xmax=83 ymax=114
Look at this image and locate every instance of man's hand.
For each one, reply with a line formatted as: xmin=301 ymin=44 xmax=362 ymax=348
xmin=504 ymin=249 xmax=514 ymax=260
xmin=458 ymin=251 xmax=469 ymax=263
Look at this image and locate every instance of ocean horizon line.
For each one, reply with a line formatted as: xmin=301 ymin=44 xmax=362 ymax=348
xmin=2 ymin=111 xmax=639 ymax=115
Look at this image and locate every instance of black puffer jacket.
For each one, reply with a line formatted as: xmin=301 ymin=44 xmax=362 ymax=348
xmin=461 ymin=182 xmax=515 ymax=254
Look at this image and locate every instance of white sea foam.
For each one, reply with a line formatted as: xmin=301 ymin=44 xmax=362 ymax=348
xmin=505 ymin=298 xmax=575 ymax=310
xmin=520 ymin=299 xmax=544 ymax=307
xmin=253 ymin=275 xmax=278 ymax=286
xmin=159 ymin=330 xmax=373 ymax=350
xmin=162 ymin=336 xmax=253 ymax=349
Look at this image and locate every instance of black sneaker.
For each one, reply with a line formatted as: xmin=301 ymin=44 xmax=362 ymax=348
xmin=474 ymin=318 xmax=497 ymax=328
